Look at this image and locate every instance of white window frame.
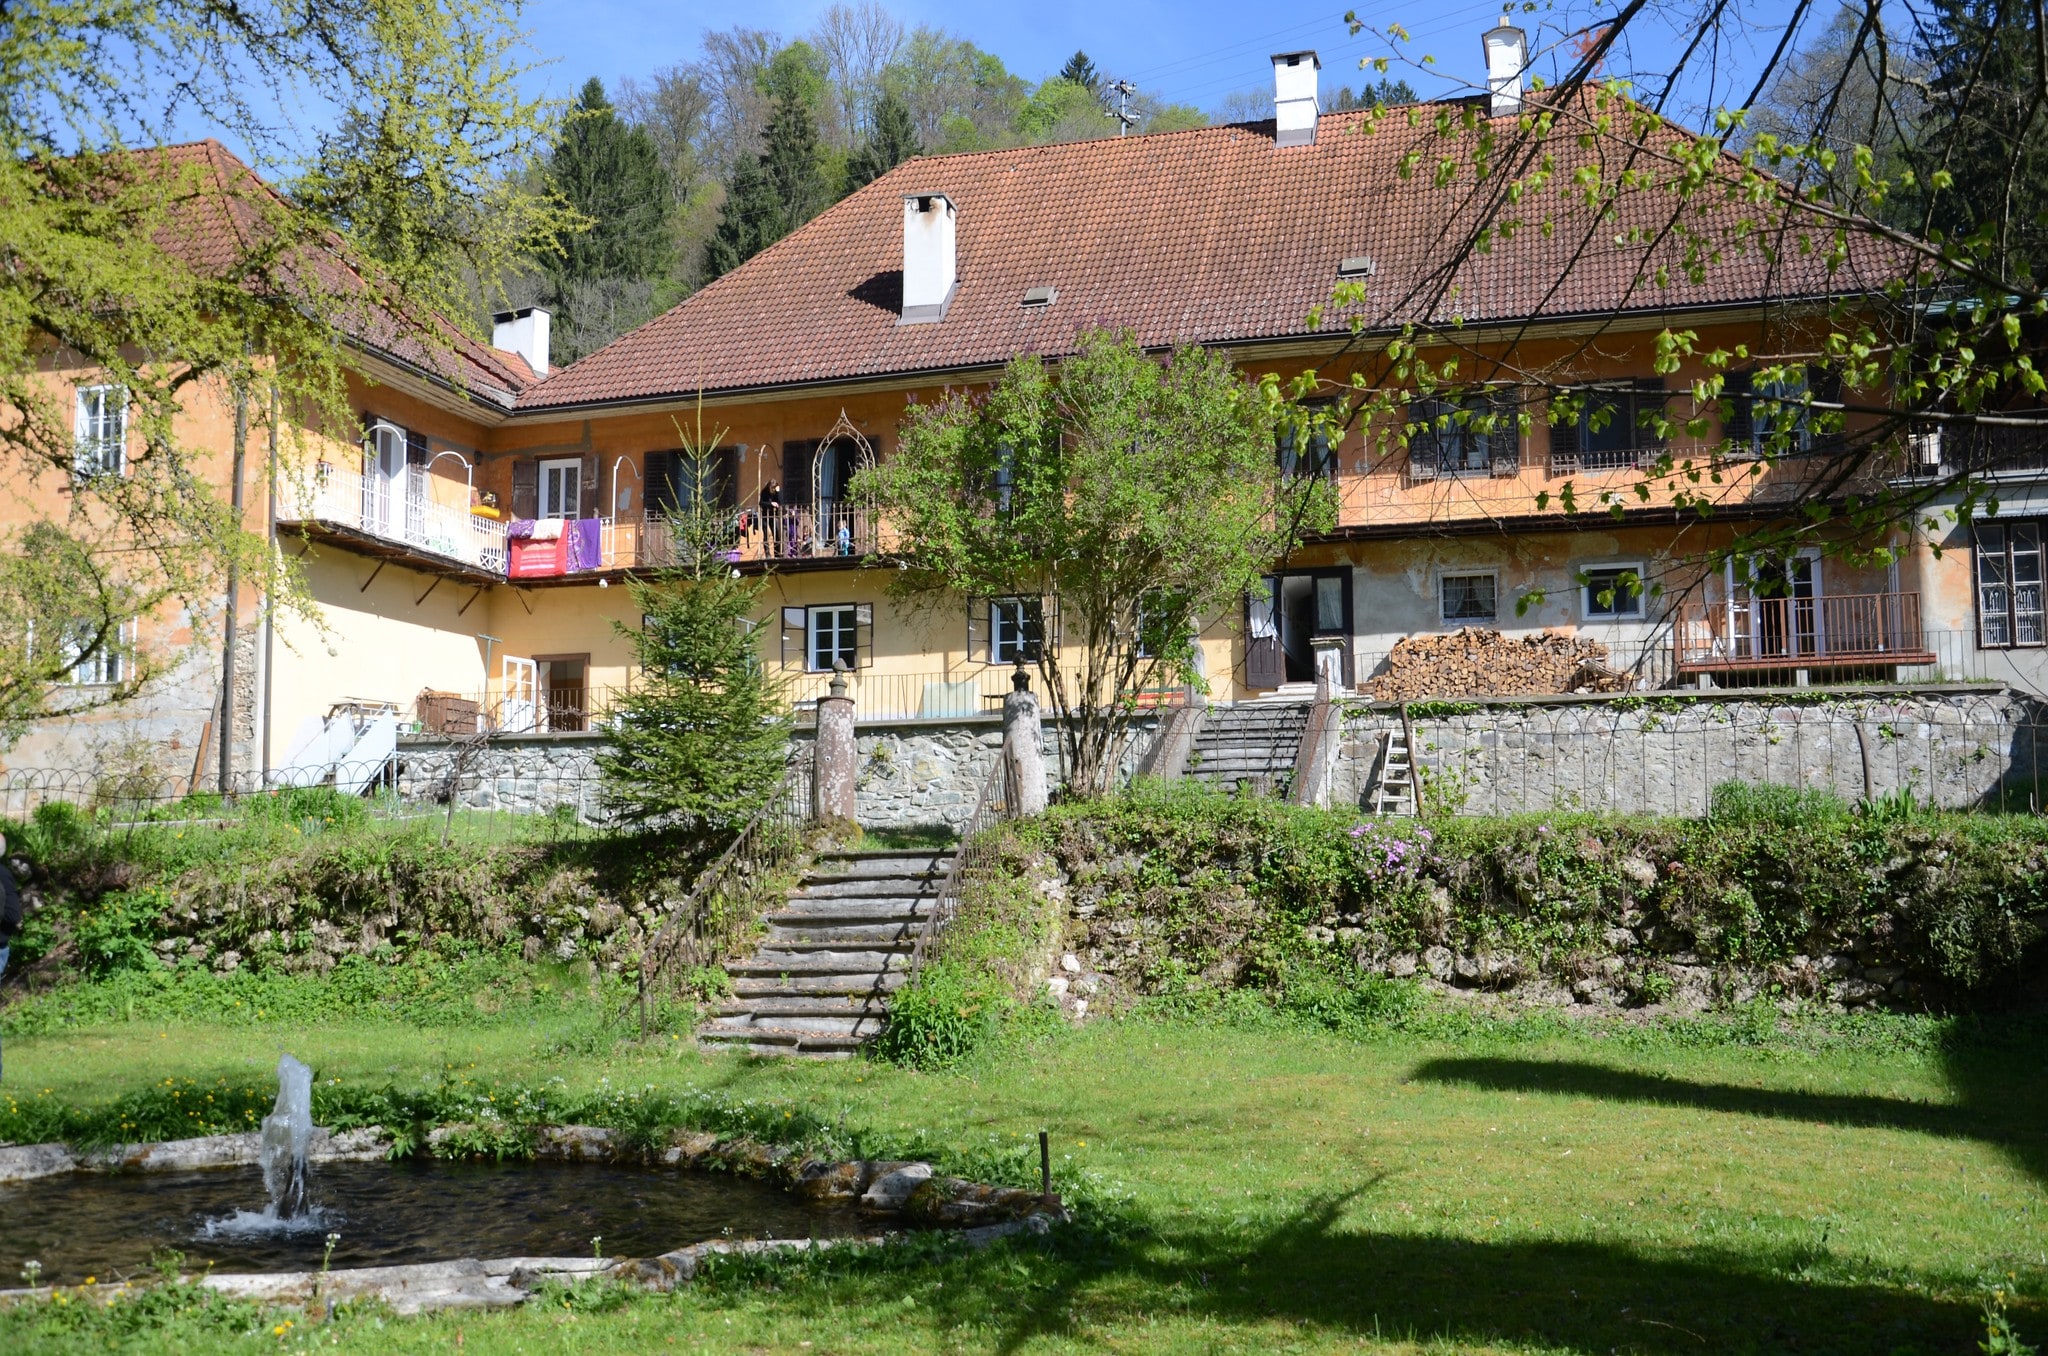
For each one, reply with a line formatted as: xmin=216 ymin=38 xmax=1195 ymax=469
xmin=989 ymin=596 xmax=1043 ymax=665
xmin=65 ymin=618 xmax=134 ymax=686
xmin=1581 ymin=562 xmax=1647 ymax=621
xmin=74 ymin=384 xmax=127 ymax=477
xmin=1438 ymin=572 xmax=1498 ymax=624
xmin=1976 ymin=520 xmax=2045 ymax=648
xmin=537 ymin=457 xmax=581 ymax=519
xmin=807 ymin=604 xmax=860 ymax=672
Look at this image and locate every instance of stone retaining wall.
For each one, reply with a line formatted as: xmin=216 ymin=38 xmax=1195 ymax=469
xmin=1329 ymin=687 xmax=2048 ymax=815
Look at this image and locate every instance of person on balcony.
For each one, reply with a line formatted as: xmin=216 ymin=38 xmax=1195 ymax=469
xmin=759 ymin=481 xmax=782 ymax=555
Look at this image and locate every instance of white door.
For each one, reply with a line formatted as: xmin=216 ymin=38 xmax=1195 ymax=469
xmin=363 ymin=424 xmax=406 ymax=534
xmin=1726 ymin=552 xmax=1821 ymax=659
xmin=500 ymin=656 xmax=538 ymax=733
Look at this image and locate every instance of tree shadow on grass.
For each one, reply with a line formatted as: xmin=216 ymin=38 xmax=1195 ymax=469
xmin=1410 ymin=1052 xmax=2048 ymax=1191
xmin=900 ymin=1190 xmax=1989 ymax=1356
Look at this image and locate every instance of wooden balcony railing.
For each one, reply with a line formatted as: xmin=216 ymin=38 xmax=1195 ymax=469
xmin=1674 ymin=591 xmax=1936 ymax=673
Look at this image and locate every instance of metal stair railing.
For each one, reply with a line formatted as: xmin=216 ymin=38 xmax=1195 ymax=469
xmin=906 ymin=758 xmax=1011 ymax=984
xmin=633 ymin=746 xmax=812 ymax=1038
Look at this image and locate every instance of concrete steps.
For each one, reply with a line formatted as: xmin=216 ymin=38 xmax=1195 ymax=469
xmin=1185 ymin=702 xmax=1310 ymax=794
xmin=698 ymin=849 xmax=945 ymax=1059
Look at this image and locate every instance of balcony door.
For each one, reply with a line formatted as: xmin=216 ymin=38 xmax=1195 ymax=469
xmin=1728 ymin=551 xmax=1821 ymax=660
xmin=362 ymin=423 xmax=407 ymax=535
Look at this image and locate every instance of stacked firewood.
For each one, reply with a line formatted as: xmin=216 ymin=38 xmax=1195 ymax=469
xmin=1367 ymin=629 xmax=1634 ymax=701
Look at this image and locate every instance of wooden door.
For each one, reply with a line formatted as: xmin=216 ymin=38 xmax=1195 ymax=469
xmin=1245 ymin=578 xmax=1283 ymax=689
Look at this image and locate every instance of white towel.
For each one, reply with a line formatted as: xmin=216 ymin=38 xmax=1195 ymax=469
xmin=530 ymin=518 xmax=564 ymax=540
xmin=1248 ymin=594 xmax=1278 ymax=640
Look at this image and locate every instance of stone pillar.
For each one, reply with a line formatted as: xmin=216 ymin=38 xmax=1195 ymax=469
xmin=1311 ymin=635 xmax=1347 ymax=690
xmin=813 ymin=668 xmax=857 ymax=826
xmin=1002 ymin=660 xmax=1048 ymax=815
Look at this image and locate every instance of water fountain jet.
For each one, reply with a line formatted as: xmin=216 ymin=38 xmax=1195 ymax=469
xmin=259 ymin=1055 xmax=314 ymax=1221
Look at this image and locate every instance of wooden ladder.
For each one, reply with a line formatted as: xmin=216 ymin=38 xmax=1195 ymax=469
xmin=1369 ymin=729 xmax=1418 ymax=817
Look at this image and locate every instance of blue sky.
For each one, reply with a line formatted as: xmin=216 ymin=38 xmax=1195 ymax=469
xmin=514 ymin=0 xmax=1538 ymax=113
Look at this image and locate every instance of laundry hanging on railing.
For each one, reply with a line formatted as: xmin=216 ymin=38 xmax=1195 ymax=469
xmin=507 ymin=517 xmax=600 ymax=577
xmin=565 ymin=517 xmax=602 ymax=571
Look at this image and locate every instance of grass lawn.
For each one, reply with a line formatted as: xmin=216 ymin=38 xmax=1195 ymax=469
xmin=2 ymin=1007 xmax=2044 ymax=1354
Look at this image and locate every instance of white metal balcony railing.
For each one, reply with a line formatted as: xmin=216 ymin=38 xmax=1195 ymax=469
xmin=284 ymin=463 xmax=508 ymax=573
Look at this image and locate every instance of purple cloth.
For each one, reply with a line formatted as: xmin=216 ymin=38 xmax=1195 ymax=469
xmin=567 ymin=517 xmax=602 ymax=571
xmin=507 ymin=518 xmax=537 ymax=540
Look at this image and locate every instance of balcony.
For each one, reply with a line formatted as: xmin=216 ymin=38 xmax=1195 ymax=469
xmin=281 ymin=462 xmax=506 ymax=583
xmin=612 ymin=502 xmax=880 ymax=572
xmin=1674 ymin=591 xmax=1936 ymax=679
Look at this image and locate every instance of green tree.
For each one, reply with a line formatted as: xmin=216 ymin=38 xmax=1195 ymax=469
xmin=0 ymin=0 xmax=569 ymax=745
xmin=760 ymin=77 xmax=831 ymax=238
xmin=1912 ymin=0 xmax=2048 ymax=283
xmin=704 ymin=142 xmax=786 ymax=279
xmin=1059 ymin=51 xmax=1101 ymax=94
xmin=1015 ymin=78 xmax=1106 ymax=144
xmin=543 ymin=78 xmax=674 ymax=362
xmin=1328 ymin=79 xmax=1418 ymax=110
xmin=843 ymin=91 xmax=923 ymax=194
xmin=860 ymin=328 xmax=1334 ymax=795
xmin=600 ymin=415 xmax=789 ymax=831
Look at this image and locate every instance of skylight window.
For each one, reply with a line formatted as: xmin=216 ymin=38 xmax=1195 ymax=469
xmin=1337 ymin=256 xmax=1376 ymax=278
xmin=1021 ymin=286 xmax=1057 ymax=308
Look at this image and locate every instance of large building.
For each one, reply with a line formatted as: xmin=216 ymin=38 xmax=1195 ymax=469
xmin=7 ymin=28 xmax=2023 ymax=782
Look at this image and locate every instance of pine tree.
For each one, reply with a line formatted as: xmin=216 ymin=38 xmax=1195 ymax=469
xmin=543 ymin=77 xmax=673 ymax=359
xmin=843 ymin=91 xmax=922 ymax=196
xmin=599 ymin=441 xmax=789 ymax=831
xmin=760 ymin=83 xmax=830 ymax=233
xmin=1913 ymin=0 xmax=2048 ymax=282
xmin=704 ymin=153 xmax=785 ymax=280
xmin=1059 ymin=50 xmax=1100 ymax=94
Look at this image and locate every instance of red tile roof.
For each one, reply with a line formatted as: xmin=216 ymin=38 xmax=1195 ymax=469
xmin=144 ymin=141 xmax=536 ymax=406
xmin=518 ymin=98 xmax=1907 ymax=412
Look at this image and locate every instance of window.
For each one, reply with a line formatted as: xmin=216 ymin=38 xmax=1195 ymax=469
xmin=64 ymin=619 xmax=132 ymax=685
xmin=1548 ymin=381 xmax=1666 ymax=472
xmin=1977 ymin=521 xmax=2045 ymax=648
xmin=808 ymin=605 xmax=859 ymax=672
xmin=1724 ymin=367 xmax=1838 ymax=459
xmin=74 ymin=384 xmax=127 ymax=477
xmin=1278 ymin=407 xmax=1338 ymax=481
xmin=990 ymin=597 xmax=1044 ymax=664
xmin=1134 ymin=590 xmax=1194 ymax=661
xmin=1409 ymin=391 xmax=1518 ymax=478
xmin=1582 ymin=564 xmax=1646 ymax=619
xmin=646 ymin=448 xmax=737 ymax=515
xmin=537 ymin=457 xmax=581 ymax=519
xmin=779 ymin=603 xmax=872 ymax=670
xmin=1440 ymin=573 xmax=1498 ymax=623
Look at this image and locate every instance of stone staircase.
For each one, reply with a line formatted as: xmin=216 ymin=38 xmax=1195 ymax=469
xmin=1184 ymin=702 xmax=1311 ymax=794
xmin=696 ymin=848 xmax=946 ymax=1058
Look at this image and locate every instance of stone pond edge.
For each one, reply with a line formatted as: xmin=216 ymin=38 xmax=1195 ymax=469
xmin=0 ymin=1122 xmax=1068 ymax=1314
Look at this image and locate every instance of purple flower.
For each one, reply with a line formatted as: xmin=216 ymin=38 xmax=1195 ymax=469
xmin=1349 ymin=824 xmax=1368 ymax=839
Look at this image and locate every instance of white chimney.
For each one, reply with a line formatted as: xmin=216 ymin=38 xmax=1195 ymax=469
xmin=1484 ymin=18 xmax=1529 ymax=117
xmin=492 ymin=306 xmax=550 ymax=376
xmin=900 ymin=193 xmax=957 ymax=324
xmin=1271 ymin=50 xmax=1321 ymax=148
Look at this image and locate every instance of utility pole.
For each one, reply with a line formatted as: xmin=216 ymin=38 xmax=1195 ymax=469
xmin=1106 ymin=79 xmax=1138 ymax=135
xmin=220 ymin=372 xmax=248 ymax=796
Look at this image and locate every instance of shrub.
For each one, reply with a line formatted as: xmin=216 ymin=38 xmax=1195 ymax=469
xmin=867 ymin=962 xmax=1014 ymax=1071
